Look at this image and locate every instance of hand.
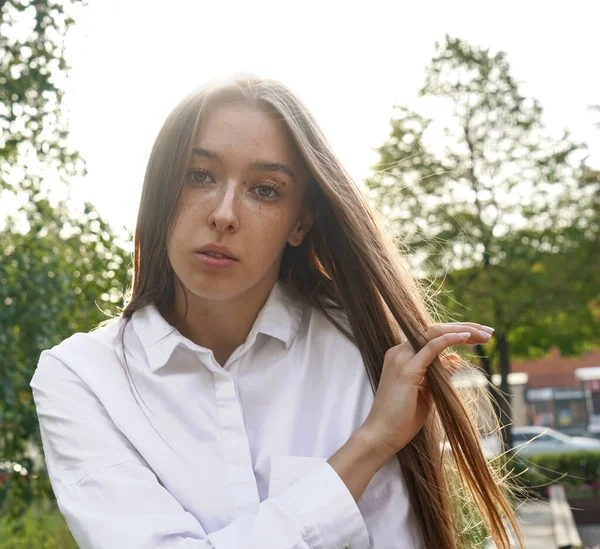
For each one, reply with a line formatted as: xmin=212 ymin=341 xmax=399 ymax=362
xmin=360 ymin=322 xmax=494 ymax=457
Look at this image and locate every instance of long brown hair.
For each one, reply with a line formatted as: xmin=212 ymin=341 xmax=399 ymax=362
xmin=120 ymin=74 xmax=524 ymax=549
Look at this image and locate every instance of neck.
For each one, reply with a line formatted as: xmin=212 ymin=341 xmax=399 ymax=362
xmin=167 ymin=278 xmax=277 ymax=366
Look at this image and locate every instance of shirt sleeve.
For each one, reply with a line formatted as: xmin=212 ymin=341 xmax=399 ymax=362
xmin=30 ymin=352 xmax=370 ymax=549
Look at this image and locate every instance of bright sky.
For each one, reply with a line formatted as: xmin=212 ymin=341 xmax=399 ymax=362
xmin=61 ymin=0 xmax=600 ymax=234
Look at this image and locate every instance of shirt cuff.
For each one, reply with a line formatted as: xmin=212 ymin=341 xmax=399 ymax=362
xmin=270 ymin=458 xmax=370 ymax=549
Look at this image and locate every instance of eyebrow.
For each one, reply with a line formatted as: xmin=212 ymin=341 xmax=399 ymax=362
xmin=192 ymin=147 xmax=296 ymax=183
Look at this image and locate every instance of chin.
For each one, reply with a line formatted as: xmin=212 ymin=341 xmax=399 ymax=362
xmin=185 ymin=279 xmax=246 ymax=302
xmin=182 ymin=269 xmax=279 ymax=304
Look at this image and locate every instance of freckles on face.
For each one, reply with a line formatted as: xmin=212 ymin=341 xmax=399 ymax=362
xmin=166 ymin=100 xmax=313 ymax=300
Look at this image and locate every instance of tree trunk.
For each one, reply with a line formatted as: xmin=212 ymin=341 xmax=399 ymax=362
xmin=476 ymin=344 xmax=492 ymax=378
xmin=475 ymin=344 xmax=503 ymax=429
xmin=496 ymin=333 xmax=514 ymax=449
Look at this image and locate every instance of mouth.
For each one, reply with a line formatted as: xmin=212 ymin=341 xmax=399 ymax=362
xmin=195 ymin=245 xmax=238 ymax=261
xmin=198 ymin=250 xmax=235 ymax=260
xmin=195 ymin=246 xmax=238 ymax=269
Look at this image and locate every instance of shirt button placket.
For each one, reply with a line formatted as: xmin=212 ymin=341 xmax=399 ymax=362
xmin=214 ymin=371 xmax=260 ymax=515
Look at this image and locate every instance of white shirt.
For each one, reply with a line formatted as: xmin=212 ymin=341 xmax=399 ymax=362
xmin=30 ymin=282 xmax=422 ymax=549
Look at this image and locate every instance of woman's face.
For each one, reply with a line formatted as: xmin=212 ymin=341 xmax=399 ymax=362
xmin=167 ymin=100 xmax=313 ymax=303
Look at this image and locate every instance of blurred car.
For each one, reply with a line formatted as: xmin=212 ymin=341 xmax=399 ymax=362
xmin=442 ymin=425 xmax=600 ymax=459
xmin=511 ymin=426 xmax=600 ymax=456
xmin=441 ymin=435 xmax=503 ymax=459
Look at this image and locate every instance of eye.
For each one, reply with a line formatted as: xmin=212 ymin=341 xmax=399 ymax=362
xmin=187 ymin=168 xmax=213 ymax=185
xmin=253 ymin=183 xmax=281 ymax=200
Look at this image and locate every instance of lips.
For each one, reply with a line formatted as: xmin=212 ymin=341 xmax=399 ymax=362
xmin=195 ymin=244 xmax=238 ymax=261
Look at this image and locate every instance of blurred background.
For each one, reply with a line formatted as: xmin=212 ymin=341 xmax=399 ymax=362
xmin=1 ymin=0 xmax=599 ymax=547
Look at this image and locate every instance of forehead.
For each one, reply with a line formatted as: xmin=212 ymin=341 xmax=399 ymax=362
xmin=194 ymin=101 xmax=299 ymax=162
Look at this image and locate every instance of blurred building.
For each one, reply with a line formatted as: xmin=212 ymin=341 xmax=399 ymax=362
xmin=453 ymin=347 xmax=600 ymax=437
xmin=451 ymin=368 xmax=528 ymax=433
xmin=575 ymin=366 xmax=600 ymax=436
xmin=511 ymin=347 xmax=600 ymax=436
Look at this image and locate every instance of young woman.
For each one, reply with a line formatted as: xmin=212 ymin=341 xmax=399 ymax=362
xmin=30 ymin=75 xmax=523 ymax=548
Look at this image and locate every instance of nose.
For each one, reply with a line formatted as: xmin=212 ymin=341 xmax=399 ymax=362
xmin=208 ymin=183 xmax=240 ymax=234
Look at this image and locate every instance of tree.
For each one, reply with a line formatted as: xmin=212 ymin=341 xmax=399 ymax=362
xmin=368 ymin=36 xmax=600 ymax=448
xmin=0 ymin=0 xmax=132 ymax=529
xmin=0 ymin=198 xmax=131 ymax=518
xmin=1 ymin=0 xmax=84 ymax=198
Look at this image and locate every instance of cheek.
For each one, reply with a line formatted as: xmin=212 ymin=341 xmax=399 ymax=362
xmin=246 ymin=205 xmax=297 ymax=249
xmin=167 ymin=208 xmax=199 ymax=264
xmin=170 ymin=200 xmax=204 ymax=242
xmin=167 ymin=221 xmax=186 ymax=258
xmin=166 ymin=230 xmax=184 ymax=276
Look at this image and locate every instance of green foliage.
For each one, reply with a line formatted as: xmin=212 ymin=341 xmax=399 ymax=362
xmin=368 ymin=35 xmax=597 ymax=337
xmin=0 ymin=501 xmax=77 ymax=549
xmin=451 ymin=474 xmax=491 ymax=548
xmin=0 ymin=196 xmax=131 ymax=473
xmin=445 ymin=450 xmax=518 ymax=548
xmin=1 ymin=0 xmax=85 ymax=190
xmin=368 ymin=37 xmax=600 ymax=330
xmin=526 ymin=451 xmax=600 ymax=488
xmin=508 ymin=451 xmax=600 ymax=505
xmin=368 ymin=35 xmax=600 ymax=446
xmin=0 ymin=0 xmax=132 ymax=529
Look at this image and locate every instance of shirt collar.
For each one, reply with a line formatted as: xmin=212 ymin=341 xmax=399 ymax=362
xmin=131 ymin=281 xmax=304 ymax=373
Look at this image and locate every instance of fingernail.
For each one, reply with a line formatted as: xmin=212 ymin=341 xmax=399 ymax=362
xmin=478 ymin=330 xmax=492 ymax=339
xmin=458 ymin=332 xmax=471 ymax=338
xmin=481 ymin=325 xmax=495 ymax=332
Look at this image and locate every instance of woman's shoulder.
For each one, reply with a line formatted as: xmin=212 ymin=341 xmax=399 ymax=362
xmin=302 ymin=303 xmax=360 ymax=352
xmin=31 ymin=316 xmax=127 ymax=389
xmin=49 ymin=315 xmax=124 ymax=357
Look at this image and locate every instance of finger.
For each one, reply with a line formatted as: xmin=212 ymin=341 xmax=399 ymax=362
xmin=444 ymin=321 xmax=494 ymax=334
xmin=385 ymin=324 xmax=491 ymax=364
xmin=425 ymin=324 xmax=492 ymax=343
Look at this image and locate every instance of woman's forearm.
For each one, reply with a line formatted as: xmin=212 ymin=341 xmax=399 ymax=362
xmin=327 ymin=427 xmax=395 ymax=502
